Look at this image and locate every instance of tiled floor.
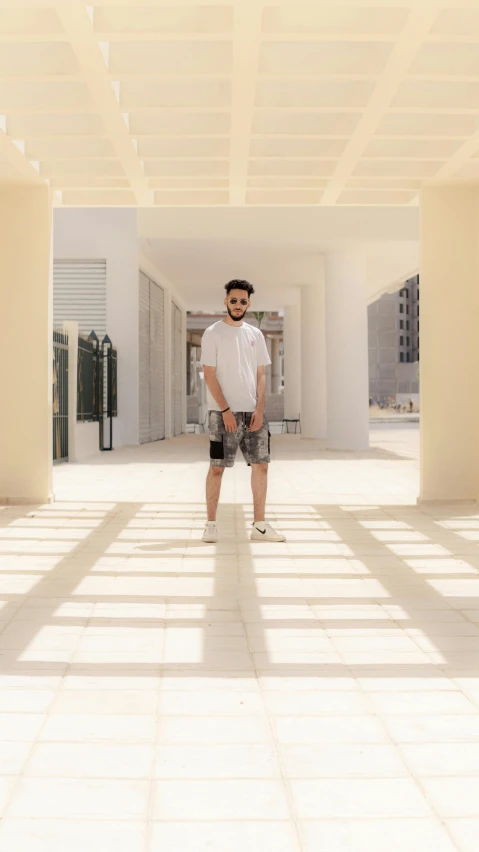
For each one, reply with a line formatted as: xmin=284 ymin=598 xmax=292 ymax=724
xmin=0 ymin=422 xmax=479 ymax=850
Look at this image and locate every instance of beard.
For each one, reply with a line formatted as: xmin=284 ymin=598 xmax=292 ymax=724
xmin=227 ymin=305 xmax=247 ymax=323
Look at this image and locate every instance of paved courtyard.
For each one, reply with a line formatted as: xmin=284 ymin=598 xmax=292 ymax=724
xmin=1 ymin=423 xmax=479 ymax=851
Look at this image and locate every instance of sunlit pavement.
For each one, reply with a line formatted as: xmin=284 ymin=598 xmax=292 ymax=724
xmin=0 ymin=423 xmax=478 ymax=851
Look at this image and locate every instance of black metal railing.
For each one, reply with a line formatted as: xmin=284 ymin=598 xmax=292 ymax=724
xmin=53 ymin=329 xmax=69 ymax=462
xmin=77 ymin=330 xmax=117 ymax=450
xmin=54 ymin=328 xmax=117 ymax=460
xmin=77 ymin=334 xmax=95 ymax=422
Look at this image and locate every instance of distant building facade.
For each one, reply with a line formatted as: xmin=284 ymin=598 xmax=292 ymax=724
xmin=368 ymin=275 xmax=420 ymax=402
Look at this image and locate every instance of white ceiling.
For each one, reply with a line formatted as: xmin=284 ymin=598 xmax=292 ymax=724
xmin=2 ymin=1 xmax=479 ymax=208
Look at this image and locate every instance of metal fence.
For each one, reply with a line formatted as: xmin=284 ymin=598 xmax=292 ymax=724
xmin=76 ymin=330 xmax=118 ymax=450
xmin=53 ymin=329 xmax=69 ymax=462
xmin=53 ymin=328 xmax=118 ymax=462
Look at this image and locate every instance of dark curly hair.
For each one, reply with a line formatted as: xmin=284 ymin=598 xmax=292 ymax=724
xmin=224 ymin=279 xmax=255 ymax=297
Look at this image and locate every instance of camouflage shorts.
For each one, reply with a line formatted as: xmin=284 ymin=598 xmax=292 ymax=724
xmin=208 ymin=411 xmax=271 ymax=468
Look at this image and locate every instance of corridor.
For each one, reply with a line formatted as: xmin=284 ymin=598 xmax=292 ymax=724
xmin=0 ymin=424 xmax=479 ymax=851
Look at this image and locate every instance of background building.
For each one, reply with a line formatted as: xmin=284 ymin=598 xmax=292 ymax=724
xmin=368 ymin=275 xmax=420 ymax=404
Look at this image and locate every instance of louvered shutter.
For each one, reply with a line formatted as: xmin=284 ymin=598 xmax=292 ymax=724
xmin=53 ymin=259 xmax=107 ymax=339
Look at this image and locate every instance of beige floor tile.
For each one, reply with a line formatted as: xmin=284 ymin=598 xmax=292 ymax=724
xmin=384 ymin=714 xmax=479 ymax=743
xmin=158 ymin=690 xmax=264 ymax=715
xmin=399 ymin=743 xmax=479 ymax=776
xmin=291 ymin=778 xmax=432 ymax=818
xmin=423 ymin=777 xmax=479 ymax=817
xmin=263 ymin=690 xmax=371 ymax=715
xmin=151 ymin=779 xmax=291 ymax=820
xmin=0 ymin=819 xmax=146 ymax=852
xmin=51 ymin=689 xmax=158 ymax=715
xmin=274 ymin=716 xmax=388 ymax=744
xmin=39 ymin=714 xmax=156 ymax=743
xmin=149 ymin=821 xmax=300 ymax=852
xmin=301 ymin=818 xmax=456 ymax=851
xmin=0 ymin=689 xmax=56 ymax=713
xmin=281 ymin=743 xmax=407 ymax=778
xmin=158 ymin=716 xmax=272 ymax=745
xmin=446 ymin=819 xmax=479 ymax=852
xmin=0 ymin=714 xmax=45 ymax=742
xmin=6 ymin=777 xmax=149 ymax=819
xmin=370 ymin=691 xmax=476 ymax=715
xmin=154 ymin=743 xmax=280 ymax=779
xmin=26 ymin=742 xmax=153 ymax=778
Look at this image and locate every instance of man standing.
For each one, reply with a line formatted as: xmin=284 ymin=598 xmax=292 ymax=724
xmin=200 ymin=279 xmax=285 ymax=544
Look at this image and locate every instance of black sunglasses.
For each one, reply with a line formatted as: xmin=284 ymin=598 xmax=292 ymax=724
xmin=228 ymin=298 xmax=249 ymax=306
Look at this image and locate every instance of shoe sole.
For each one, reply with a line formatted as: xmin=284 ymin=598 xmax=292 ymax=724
xmin=250 ymin=535 xmax=286 ymax=542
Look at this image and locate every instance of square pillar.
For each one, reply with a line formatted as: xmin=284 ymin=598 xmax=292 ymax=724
xmin=301 ymin=260 xmax=327 ymax=439
xmin=420 ymin=186 xmax=479 ymax=502
xmin=325 ymin=251 xmax=369 ymax=451
xmin=0 ymin=186 xmax=53 ymax=504
xmin=283 ymin=303 xmax=301 ymax=420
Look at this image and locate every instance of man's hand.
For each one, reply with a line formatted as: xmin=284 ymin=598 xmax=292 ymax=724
xmin=249 ymin=408 xmax=264 ymax=432
xmin=222 ymin=409 xmax=237 ymax=433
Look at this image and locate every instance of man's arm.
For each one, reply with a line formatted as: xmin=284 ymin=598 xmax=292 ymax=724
xmin=203 ymin=366 xmax=237 ymax=433
xmin=250 ymin=365 xmax=266 ymax=431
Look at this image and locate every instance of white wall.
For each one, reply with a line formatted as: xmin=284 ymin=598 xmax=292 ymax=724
xmin=137 ymin=249 xmax=187 ymax=440
xmin=54 ymin=208 xmax=140 ymax=450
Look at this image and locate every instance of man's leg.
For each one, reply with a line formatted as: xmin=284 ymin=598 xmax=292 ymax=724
xmin=251 ymin=463 xmax=268 ymax=523
xmin=206 ymin=465 xmax=225 ymax=521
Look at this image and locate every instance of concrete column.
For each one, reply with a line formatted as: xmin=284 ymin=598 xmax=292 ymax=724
xmin=325 ymin=252 xmax=369 ymax=451
xmin=420 ymin=186 xmax=479 ymax=502
xmin=63 ymin=321 xmax=79 ymax=463
xmin=283 ymin=304 xmax=301 ymax=420
xmin=271 ymin=337 xmax=281 ymax=394
xmin=265 ymin=335 xmax=272 ymax=394
xmin=0 ymin=186 xmax=53 ymax=503
xmin=301 ymin=260 xmax=327 ymax=439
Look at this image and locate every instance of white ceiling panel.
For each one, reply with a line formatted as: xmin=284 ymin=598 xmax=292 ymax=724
xmin=6 ymin=113 xmax=106 ymax=137
xmin=246 ymin=188 xmax=323 ymax=205
xmin=144 ymin=160 xmax=229 ymax=177
xmin=0 ymin=9 xmax=63 ymax=35
xmin=431 ymin=9 xmax=479 ymax=36
xmin=249 ymin=159 xmax=337 ymax=176
xmin=393 ymin=81 xmax=479 ymax=109
xmin=354 ymin=159 xmax=443 ymax=178
xmin=0 ymin=42 xmax=79 ymax=76
xmin=40 ymin=159 xmax=125 ymax=177
xmin=0 ymin=0 xmax=479 ymax=209
xmin=0 ymin=81 xmax=92 ymax=110
xmin=94 ymin=6 xmax=233 ymax=35
xmin=364 ymin=138 xmax=462 ymax=159
xmin=262 ymin=7 xmax=409 ymax=36
xmin=25 ymin=137 xmax=115 ymax=159
xmin=128 ymin=111 xmax=230 ymax=137
xmin=259 ymin=42 xmax=393 ymax=76
xmin=109 ymin=41 xmax=232 ymax=75
xmin=247 ymin=177 xmax=328 ymax=188
xmin=137 ymin=138 xmax=229 ymax=158
xmin=120 ymin=79 xmax=231 ymax=109
xmin=409 ymin=44 xmax=479 ymax=77
xmin=376 ymin=113 xmax=479 ymax=138
xmin=148 ymin=177 xmax=229 ymax=189
xmin=250 ymin=138 xmax=347 ymax=158
xmin=256 ymin=79 xmax=374 ymax=108
xmin=338 ymin=189 xmax=417 ymax=205
xmin=154 ymin=189 xmax=229 ymax=205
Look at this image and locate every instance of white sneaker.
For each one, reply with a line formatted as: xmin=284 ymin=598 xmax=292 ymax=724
xmin=202 ymin=521 xmax=218 ymax=543
xmin=251 ymin=522 xmax=286 ymax=542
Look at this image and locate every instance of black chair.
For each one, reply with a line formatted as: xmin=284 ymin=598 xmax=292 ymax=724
xmin=282 ymin=416 xmax=301 ymax=434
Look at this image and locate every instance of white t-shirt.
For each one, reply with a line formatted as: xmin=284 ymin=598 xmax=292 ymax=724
xmin=201 ymin=320 xmax=271 ymax=412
